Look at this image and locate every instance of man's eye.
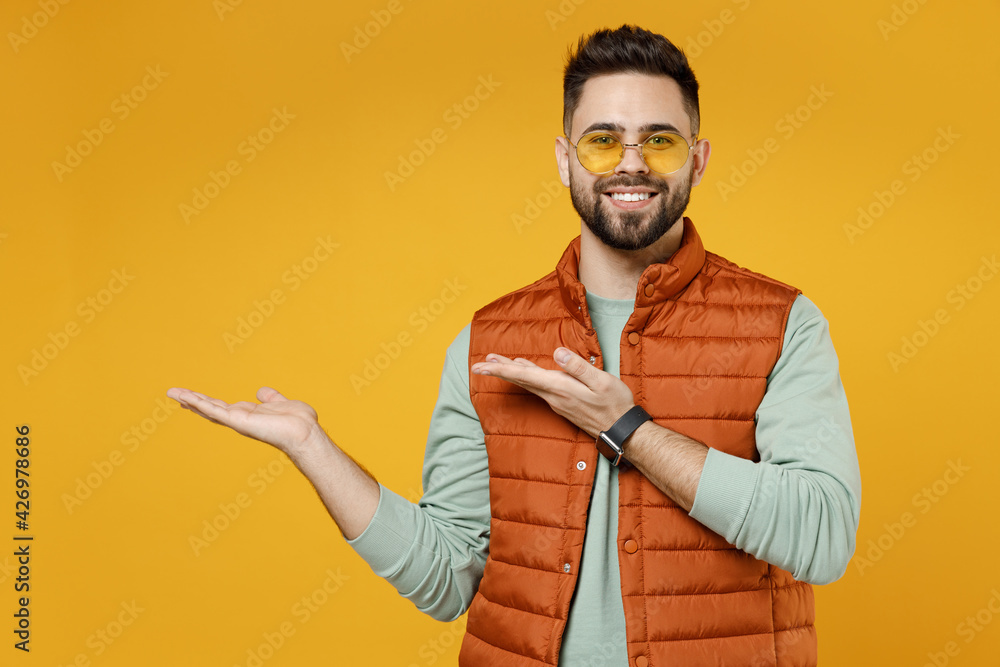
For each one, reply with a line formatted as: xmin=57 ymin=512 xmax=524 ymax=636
xmin=647 ymin=135 xmax=677 ymax=147
xmin=585 ymin=134 xmax=618 ymax=147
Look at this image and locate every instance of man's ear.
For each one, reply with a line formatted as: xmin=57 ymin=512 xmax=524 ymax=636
xmin=555 ymin=136 xmax=571 ymax=187
xmin=689 ymin=138 xmax=711 ymax=188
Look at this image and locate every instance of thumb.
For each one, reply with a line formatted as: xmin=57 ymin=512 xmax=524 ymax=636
xmin=554 ymin=348 xmax=592 ymax=380
xmin=257 ymin=386 xmax=288 ymax=402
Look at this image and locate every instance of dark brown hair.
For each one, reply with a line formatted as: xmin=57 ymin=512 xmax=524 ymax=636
xmin=563 ymin=25 xmax=700 ymax=139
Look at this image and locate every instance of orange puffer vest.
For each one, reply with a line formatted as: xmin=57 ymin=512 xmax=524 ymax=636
xmin=460 ymin=219 xmax=815 ymax=666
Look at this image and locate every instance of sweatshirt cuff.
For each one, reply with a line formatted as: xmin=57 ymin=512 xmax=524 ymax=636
xmin=689 ymin=448 xmax=760 ymax=541
xmin=346 ymin=483 xmax=419 ymax=578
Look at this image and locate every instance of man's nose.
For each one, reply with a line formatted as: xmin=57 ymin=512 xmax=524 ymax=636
xmin=615 ymin=143 xmax=649 ymax=174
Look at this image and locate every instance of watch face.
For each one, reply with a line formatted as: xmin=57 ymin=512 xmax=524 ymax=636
xmin=597 ymin=432 xmax=623 ymax=466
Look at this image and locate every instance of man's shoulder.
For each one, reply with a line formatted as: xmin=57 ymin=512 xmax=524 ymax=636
xmin=700 ymin=250 xmax=801 ymax=301
xmin=472 ymin=268 xmax=564 ymax=322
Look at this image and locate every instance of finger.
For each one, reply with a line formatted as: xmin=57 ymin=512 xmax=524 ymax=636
xmin=167 ymin=388 xmax=217 ymax=409
xmin=476 ymin=360 xmax=554 ymax=389
xmin=257 ymin=386 xmax=287 ymax=402
xmin=167 ymin=387 xmax=203 ymax=404
xmin=173 ymin=392 xmax=237 ymax=423
xmin=182 ymin=389 xmax=226 ymax=405
xmin=196 ymin=393 xmax=231 ymax=409
xmin=553 ymin=348 xmax=598 ymax=385
xmin=473 ymin=357 xmax=527 ymax=377
xmin=484 ymin=353 xmax=513 ymax=363
xmin=480 ymin=353 xmax=539 ymax=370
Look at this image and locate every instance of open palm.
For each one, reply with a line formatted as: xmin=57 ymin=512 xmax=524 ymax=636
xmin=166 ymin=386 xmax=321 ymax=456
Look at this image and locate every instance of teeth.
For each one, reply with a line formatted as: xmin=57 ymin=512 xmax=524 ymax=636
xmin=610 ymin=192 xmax=651 ymax=202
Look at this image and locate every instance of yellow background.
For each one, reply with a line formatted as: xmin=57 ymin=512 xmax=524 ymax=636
xmin=2 ymin=0 xmax=998 ymax=664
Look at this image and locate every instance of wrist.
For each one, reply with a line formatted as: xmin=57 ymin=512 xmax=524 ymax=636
xmin=596 ymin=404 xmax=651 ymax=466
xmin=286 ymin=423 xmax=337 ymax=470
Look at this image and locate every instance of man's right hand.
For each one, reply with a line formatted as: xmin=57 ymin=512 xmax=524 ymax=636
xmin=166 ymin=386 xmax=324 ymax=463
xmin=166 ymin=385 xmax=380 ymax=539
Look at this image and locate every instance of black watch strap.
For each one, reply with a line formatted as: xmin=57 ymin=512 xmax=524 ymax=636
xmin=596 ymin=405 xmax=651 ymax=466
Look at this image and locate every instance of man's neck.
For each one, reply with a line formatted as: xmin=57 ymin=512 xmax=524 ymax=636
xmin=578 ymin=218 xmax=686 ymax=299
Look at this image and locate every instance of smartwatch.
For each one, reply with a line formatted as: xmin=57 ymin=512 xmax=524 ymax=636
xmin=596 ymin=405 xmax=652 ymax=466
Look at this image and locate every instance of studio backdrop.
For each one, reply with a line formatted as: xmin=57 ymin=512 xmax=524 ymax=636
xmin=2 ymin=0 xmax=998 ymax=664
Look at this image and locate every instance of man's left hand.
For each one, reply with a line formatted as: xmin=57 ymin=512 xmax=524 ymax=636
xmin=471 ymin=348 xmax=635 ymax=438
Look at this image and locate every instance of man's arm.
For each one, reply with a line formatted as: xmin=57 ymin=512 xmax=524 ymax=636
xmin=168 ymin=325 xmax=491 ymax=621
xmin=472 ymin=295 xmax=861 ymax=584
xmin=470 ymin=346 xmax=709 ymax=509
xmin=346 ymin=324 xmax=491 ymax=621
xmin=165 ymin=386 xmax=380 ymax=539
xmin=688 ymin=296 xmax=862 ymax=584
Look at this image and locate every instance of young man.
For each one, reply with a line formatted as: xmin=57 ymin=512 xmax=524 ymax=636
xmin=169 ymin=25 xmax=860 ymax=666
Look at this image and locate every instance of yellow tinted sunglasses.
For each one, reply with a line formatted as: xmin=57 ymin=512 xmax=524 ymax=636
xmin=568 ymin=131 xmax=696 ymax=175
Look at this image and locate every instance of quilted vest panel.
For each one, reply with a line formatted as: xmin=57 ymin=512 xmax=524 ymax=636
xmin=460 ymin=218 xmax=815 ymax=667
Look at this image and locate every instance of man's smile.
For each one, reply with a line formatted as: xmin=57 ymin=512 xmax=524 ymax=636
xmin=602 ymin=187 xmax=660 ymax=210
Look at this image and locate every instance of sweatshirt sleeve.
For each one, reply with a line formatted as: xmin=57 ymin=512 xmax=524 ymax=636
xmin=346 ymin=323 xmax=490 ymax=620
xmin=688 ymin=294 xmax=862 ymax=584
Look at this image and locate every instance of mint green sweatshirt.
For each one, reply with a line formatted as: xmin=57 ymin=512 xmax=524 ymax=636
xmin=348 ymin=293 xmax=861 ymax=666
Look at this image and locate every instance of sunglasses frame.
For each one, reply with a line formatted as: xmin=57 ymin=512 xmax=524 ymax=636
xmin=567 ymin=130 xmax=698 ymax=175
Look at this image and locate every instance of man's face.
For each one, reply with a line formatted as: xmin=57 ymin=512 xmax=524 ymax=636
xmin=556 ymin=73 xmax=708 ymax=251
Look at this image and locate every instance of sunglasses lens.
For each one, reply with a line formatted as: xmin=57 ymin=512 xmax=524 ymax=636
xmin=576 ymin=133 xmax=622 ymax=173
xmin=643 ymin=133 xmax=689 ymax=174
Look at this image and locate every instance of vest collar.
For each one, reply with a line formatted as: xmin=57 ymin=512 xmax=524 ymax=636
xmin=556 ymin=217 xmax=707 ymax=327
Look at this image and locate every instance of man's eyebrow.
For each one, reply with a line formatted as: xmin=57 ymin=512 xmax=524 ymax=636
xmin=580 ymin=122 xmax=625 ymax=134
xmin=639 ymin=122 xmax=682 ymax=134
xmin=579 ymin=121 xmax=684 ymax=136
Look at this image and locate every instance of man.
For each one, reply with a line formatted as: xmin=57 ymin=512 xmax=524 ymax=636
xmin=168 ymin=25 xmax=861 ymax=666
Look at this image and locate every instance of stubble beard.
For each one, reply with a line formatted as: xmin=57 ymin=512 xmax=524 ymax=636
xmin=570 ymin=170 xmax=692 ymax=251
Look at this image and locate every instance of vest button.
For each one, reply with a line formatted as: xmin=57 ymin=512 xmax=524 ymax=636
xmin=627 ymin=332 xmax=640 ymax=345
xmin=563 ymin=562 xmax=571 ymax=573
xmin=643 ymin=284 xmax=654 ymax=297
xmin=576 ymin=461 xmax=586 ymax=471
xmin=623 ymin=539 xmax=638 ymax=554
xmin=589 ymin=356 xmax=596 ymax=365
xmin=635 ymin=656 xmax=649 ymax=667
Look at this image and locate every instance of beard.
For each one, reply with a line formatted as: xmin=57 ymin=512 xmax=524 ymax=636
xmin=569 ymin=169 xmax=691 ymax=251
